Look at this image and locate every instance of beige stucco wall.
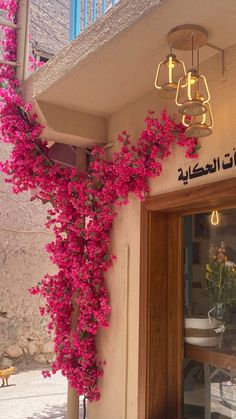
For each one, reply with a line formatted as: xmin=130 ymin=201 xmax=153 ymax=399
xmin=88 ymin=43 xmax=236 ymax=419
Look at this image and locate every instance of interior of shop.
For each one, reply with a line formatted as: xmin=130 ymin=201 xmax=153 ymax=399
xmin=184 ymin=209 xmax=236 ymax=419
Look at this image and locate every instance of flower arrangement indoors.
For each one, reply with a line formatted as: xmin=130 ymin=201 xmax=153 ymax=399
xmin=206 ymin=242 xmax=236 ymax=321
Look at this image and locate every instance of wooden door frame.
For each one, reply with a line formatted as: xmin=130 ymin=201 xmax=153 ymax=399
xmin=138 ymin=177 xmax=236 ymax=419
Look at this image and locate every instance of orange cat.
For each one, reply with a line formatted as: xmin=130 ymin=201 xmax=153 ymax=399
xmin=0 ymin=366 xmax=17 ymax=386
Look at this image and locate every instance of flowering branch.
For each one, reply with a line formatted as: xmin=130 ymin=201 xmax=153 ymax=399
xmin=0 ymin=0 xmax=200 ymax=401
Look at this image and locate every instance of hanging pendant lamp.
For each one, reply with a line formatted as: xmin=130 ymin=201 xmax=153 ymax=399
xmin=182 ymin=102 xmax=214 ymax=137
xmin=154 ymin=47 xmax=186 ymax=99
xmin=154 ymin=25 xmax=220 ymax=137
xmin=176 ymin=67 xmax=210 ymax=116
xmin=175 ymin=33 xmax=211 ymax=117
xmin=180 ymin=46 xmax=213 ymax=138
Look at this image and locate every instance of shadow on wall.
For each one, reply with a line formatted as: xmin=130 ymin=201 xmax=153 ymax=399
xmin=26 ymin=402 xmax=66 ymax=419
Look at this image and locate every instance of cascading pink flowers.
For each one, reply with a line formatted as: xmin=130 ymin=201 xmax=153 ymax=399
xmin=0 ymin=0 xmax=200 ymax=401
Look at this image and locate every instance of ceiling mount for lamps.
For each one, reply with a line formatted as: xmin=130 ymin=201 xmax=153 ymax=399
xmin=167 ymin=24 xmax=208 ymax=51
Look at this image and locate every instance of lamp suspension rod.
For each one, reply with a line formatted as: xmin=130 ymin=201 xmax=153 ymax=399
xmin=191 ymin=32 xmax=194 ymax=67
xmin=206 ymin=42 xmax=225 ymax=77
xmin=197 ymin=48 xmax=200 ymax=93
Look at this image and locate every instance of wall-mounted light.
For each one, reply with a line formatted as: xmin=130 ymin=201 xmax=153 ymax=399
xmin=210 ymin=210 xmax=219 ymax=226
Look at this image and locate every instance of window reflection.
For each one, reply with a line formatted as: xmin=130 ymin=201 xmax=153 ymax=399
xmin=184 ymin=209 xmax=236 ymax=419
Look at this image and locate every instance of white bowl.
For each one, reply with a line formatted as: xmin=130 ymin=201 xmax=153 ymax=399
xmin=184 ymin=336 xmax=220 ymax=347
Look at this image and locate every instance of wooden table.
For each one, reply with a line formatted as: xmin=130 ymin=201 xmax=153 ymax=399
xmin=184 ymin=344 xmax=236 ymax=419
xmin=185 ymin=343 xmax=236 ymax=371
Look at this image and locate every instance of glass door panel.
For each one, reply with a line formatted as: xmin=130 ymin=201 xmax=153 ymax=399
xmin=183 ymin=209 xmax=236 ymax=419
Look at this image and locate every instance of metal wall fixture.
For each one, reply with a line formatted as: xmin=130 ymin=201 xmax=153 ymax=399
xmin=154 ymin=24 xmax=225 ymax=138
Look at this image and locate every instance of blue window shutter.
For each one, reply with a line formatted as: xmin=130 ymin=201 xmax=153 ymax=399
xmin=102 ymin=0 xmax=106 ymax=15
xmin=84 ymin=0 xmax=88 ymax=29
xmin=93 ymin=0 xmax=97 ymax=22
xmin=70 ymin=0 xmax=81 ymax=40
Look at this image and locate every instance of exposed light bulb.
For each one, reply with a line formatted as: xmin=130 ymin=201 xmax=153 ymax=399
xmin=211 ymin=211 xmax=219 ymax=226
xmin=190 ymin=78 xmax=197 ymax=85
xmin=188 ymin=74 xmax=198 ymax=85
xmin=166 ymin=56 xmax=176 ymax=69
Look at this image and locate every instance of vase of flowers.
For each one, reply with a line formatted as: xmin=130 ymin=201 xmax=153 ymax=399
xmin=206 ymin=242 xmax=236 ymax=318
xmin=184 ymin=242 xmax=236 ymax=347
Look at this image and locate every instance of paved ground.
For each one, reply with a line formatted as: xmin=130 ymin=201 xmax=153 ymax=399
xmin=0 ymin=369 xmax=67 ymax=419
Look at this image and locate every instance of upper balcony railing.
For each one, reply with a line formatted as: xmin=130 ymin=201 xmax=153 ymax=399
xmin=70 ymin=0 xmax=118 ymax=40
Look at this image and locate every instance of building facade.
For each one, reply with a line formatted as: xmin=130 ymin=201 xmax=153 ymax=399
xmin=20 ymin=0 xmax=236 ymax=417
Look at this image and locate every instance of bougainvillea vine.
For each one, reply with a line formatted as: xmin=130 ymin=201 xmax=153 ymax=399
xmin=0 ymin=0 xmax=200 ymax=401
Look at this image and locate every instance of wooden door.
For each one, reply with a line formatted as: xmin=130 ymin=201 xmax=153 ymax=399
xmin=138 ymin=177 xmax=236 ymax=419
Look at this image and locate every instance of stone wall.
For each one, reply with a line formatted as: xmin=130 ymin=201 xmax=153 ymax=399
xmin=29 ymin=0 xmax=70 ymax=56
xmin=0 ymin=1 xmax=71 ymax=371
xmin=0 ymin=143 xmax=56 ymax=369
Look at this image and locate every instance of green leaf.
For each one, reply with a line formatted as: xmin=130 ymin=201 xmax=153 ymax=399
xmin=80 ymin=331 xmax=90 ymax=339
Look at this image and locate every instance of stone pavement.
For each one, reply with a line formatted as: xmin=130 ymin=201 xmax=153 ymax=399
xmin=0 ymin=369 xmax=67 ymax=419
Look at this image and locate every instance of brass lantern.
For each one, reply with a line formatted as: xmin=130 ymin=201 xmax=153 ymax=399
xmin=153 ymin=25 xmax=223 ymax=138
xmin=175 ymin=68 xmax=210 ymax=116
xmin=182 ymin=102 xmax=214 ymax=137
xmin=154 ymin=49 xmax=186 ymax=98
